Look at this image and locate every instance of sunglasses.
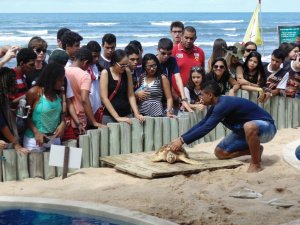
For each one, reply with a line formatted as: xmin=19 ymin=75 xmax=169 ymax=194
xmin=34 ymin=48 xmax=47 ymax=54
xmin=245 ymin=48 xmax=256 ymax=53
xmin=145 ymin=64 xmax=157 ymax=69
xmin=159 ymin=50 xmax=172 ymax=56
xmin=191 ymin=66 xmax=203 ymax=71
xmin=213 ymin=65 xmax=225 ymax=69
xmin=116 ymin=62 xmax=128 ymax=68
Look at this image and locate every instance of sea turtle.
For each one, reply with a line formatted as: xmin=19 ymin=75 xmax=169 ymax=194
xmin=151 ymin=144 xmax=202 ymax=165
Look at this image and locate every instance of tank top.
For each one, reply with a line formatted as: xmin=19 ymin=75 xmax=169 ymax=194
xmin=25 ymin=94 xmax=62 ymax=138
xmin=104 ymin=68 xmax=131 ymax=117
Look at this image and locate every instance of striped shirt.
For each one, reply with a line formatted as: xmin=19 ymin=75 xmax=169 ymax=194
xmin=138 ymin=75 xmax=164 ymax=117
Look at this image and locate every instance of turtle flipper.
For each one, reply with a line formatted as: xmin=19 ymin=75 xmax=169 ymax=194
xmin=178 ymin=155 xmax=203 ymax=165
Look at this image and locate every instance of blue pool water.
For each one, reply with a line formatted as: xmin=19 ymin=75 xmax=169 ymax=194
xmin=0 ymin=207 xmax=131 ymax=225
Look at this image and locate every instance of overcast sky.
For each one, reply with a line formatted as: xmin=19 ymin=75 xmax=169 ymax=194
xmin=2 ymin=0 xmax=300 ymax=13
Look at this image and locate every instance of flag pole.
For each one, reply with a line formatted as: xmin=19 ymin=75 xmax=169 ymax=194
xmin=259 ymin=0 xmax=265 ymax=56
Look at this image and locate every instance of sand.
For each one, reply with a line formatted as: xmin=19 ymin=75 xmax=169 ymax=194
xmin=0 ymin=128 xmax=300 ymax=225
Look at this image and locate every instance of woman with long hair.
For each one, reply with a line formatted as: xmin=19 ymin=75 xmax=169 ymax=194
xmin=136 ymin=53 xmax=173 ymax=117
xmin=238 ymin=51 xmax=266 ymax=92
xmin=100 ymin=49 xmax=144 ymax=124
xmin=207 ymin=38 xmax=227 ymax=71
xmin=23 ymin=62 xmax=66 ymax=151
xmin=206 ymin=57 xmax=240 ymax=96
xmin=184 ymin=66 xmax=206 ymax=111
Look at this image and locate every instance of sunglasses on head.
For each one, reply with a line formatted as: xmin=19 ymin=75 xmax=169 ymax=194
xmin=35 ymin=48 xmax=47 ymax=54
xmin=245 ymin=48 xmax=256 ymax=53
xmin=191 ymin=66 xmax=203 ymax=71
xmin=213 ymin=65 xmax=225 ymax=69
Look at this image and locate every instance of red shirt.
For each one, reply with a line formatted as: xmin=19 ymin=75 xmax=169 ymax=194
xmin=172 ymin=43 xmax=205 ymax=93
xmin=8 ymin=68 xmax=27 ymax=100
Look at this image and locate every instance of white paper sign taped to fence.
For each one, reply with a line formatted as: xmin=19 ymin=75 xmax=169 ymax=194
xmin=49 ymin=145 xmax=82 ymax=169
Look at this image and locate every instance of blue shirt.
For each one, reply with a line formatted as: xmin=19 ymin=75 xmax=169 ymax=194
xmin=181 ymin=96 xmax=274 ymax=144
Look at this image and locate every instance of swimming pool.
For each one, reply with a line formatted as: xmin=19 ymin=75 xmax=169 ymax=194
xmin=0 ymin=196 xmax=177 ymax=225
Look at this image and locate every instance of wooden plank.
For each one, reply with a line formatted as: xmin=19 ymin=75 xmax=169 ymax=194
xmin=131 ymin=118 xmax=143 ymax=153
xmin=292 ymin=98 xmax=299 ymax=128
xmin=2 ymin=149 xmax=17 ymax=181
xmin=286 ymin=98 xmax=293 ymax=128
xmin=144 ymin=117 xmax=154 ymax=152
xmin=29 ymin=152 xmax=44 ymax=178
xmin=277 ymin=97 xmax=286 ymax=130
xmin=88 ymin=129 xmax=101 ymax=167
xmin=170 ymin=118 xmax=178 ymax=141
xmin=154 ymin=117 xmax=163 ymax=151
xmin=249 ymin=91 xmax=258 ymax=104
xmin=270 ymin=96 xmax=279 ymax=128
xmin=101 ymin=151 xmax=243 ymax=179
xmin=43 ymin=152 xmax=56 ymax=180
xmin=17 ymin=152 xmax=29 ymax=180
xmin=241 ymin=90 xmax=250 ymax=100
xmin=162 ymin=117 xmax=171 ymax=145
xmin=79 ymin=134 xmax=90 ymax=168
xmin=100 ymin=127 xmax=109 ymax=157
xmin=120 ymin=122 xmax=131 ymax=154
xmin=108 ymin=123 xmax=120 ymax=156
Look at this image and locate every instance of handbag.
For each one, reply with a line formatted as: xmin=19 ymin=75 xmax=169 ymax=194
xmin=94 ymin=72 xmax=122 ymax=123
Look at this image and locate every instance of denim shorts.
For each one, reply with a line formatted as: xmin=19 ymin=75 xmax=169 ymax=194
xmin=217 ymin=120 xmax=277 ymax=153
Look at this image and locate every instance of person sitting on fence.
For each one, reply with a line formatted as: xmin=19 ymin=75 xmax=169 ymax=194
xmin=206 ymin=57 xmax=240 ymax=96
xmin=0 ymin=67 xmax=28 ymax=153
xmin=135 ymin=53 xmax=174 ymax=117
xmin=100 ymin=49 xmax=144 ymax=124
xmin=183 ymin=66 xmax=206 ymax=112
xmin=258 ymin=49 xmax=288 ymax=103
xmin=169 ymin=81 xmax=277 ymax=173
xmin=237 ymin=51 xmax=266 ymax=94
xmin=23 ymin=63 xmax=66 ymax=151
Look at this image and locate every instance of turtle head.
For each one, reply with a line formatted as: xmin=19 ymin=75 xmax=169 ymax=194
xmin=166 ymin=151 xmax=177 ymax=163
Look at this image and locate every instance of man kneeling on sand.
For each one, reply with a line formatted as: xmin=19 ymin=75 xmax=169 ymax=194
xmin=169 ymin=81 xmax=277 ymax=173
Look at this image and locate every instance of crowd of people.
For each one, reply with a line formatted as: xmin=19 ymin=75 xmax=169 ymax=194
xmin=0 ymin=21 xmax=299 ymax=171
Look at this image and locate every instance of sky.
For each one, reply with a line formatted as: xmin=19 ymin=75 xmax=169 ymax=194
xmin=2 ymin=0 xmax=300 ymax=13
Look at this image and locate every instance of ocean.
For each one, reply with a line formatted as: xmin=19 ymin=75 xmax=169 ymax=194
xmin=0 ymin=12 xmax=299 ymax=67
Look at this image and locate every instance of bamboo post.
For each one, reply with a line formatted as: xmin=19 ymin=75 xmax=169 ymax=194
xmin=43 ymin=151 xmax=56 ymax=180
xmin=162 ymin=117 xmax=171 ymax=145
xmin=215 ymin=123 xmax=226 ymax=140
xmin=131 ymin=118 xmax=143 ymax=153
xmin=262 ymin=98 xmax=271 ymax=114
xmin=2 ymin=149 xmax=17 ymax=181
xmin=286 ymin=98 xmax=293 ymax=128
xmin=249 ymin=91 xmax=258 ymax=104
xmin=241 ymin=90 xmax=250 ymax=101
xmin=29 ymin=152 xmax=44 ymax=178
xmin=144 ymin=116 xmax=155 ymax=152
xmin=88 ymin=129 xmax=101 ymax=167
xmin=270 ymin=96 xmax=279 ymax=127
xmin=292 ymin=98 xmax=299 ymax=128
xmin=100 ymin=127 xmax=109 ymax=157
xmin=154 ymin=117 xmax=163 ymax=151
xmin=79 ymin=134 xmax=90 ymax=168
xmin=120 ymin=122 xmax=131 ymax=154
xmin=277 ymin=97 xmax=286 ymax=129
xmin=170 ymin=118 xmax=179 ymax=141
xmin=17 ymin=152 xmax=29 ymax=180
xmin=108 ymin=123 xmax=120 ymax=156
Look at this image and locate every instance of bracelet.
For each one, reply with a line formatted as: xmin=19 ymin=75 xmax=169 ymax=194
xmin=179 ymin=137 xmax=185 ymax=144
xmin=257 ymin=88 xmax=263 ymax=92
xmin=181 ymin=98 xmax=188 ymax=102
xmin=166 ymin=109 xmax=174 ymax=114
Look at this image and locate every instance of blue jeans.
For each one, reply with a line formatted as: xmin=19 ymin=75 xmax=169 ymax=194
xmin=217 ymin=120 xmax=277 ymax=153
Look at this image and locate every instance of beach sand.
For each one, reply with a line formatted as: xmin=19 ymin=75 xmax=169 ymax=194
xmin=0 ymin=128 xmax=299 ymax=225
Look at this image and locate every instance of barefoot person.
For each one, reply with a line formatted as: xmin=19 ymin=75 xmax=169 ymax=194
xmin=169 ymin=81 xmax=277 ymax=173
